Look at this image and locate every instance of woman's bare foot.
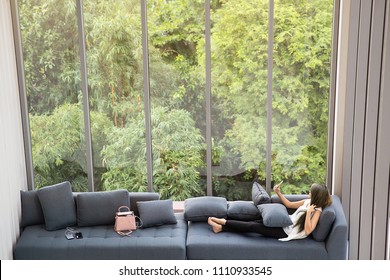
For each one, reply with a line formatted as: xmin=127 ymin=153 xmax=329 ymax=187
xmin=210 ymin=217 xmax=227 ymax=225
xmin=208 ymin=217 xmax=222 ymax=233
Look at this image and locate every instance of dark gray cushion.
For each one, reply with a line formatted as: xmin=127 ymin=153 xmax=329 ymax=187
xmin=184 ymin=196 xmax=227 ymax=222
xmin=37 ymin=181 xmax=77 ymax=231
xmin=129 ymin=192 xmax=160 ymax=216
xmin=137 ymin=199 xmax=177 ymax=228
xmin=257 ymin=203 xmax=292 ymax=227
xmin=252 ymin=182 xmax=271 ymax=205
xmin=76 ymin=189 xmax=130 ymax=227
xmin=312 ymin=203 xmax=336 ymax=241
xmin=227 ymin=201 xmax=261 ymax=221
xmin=20 ymin=190 xmax=45 ymax=227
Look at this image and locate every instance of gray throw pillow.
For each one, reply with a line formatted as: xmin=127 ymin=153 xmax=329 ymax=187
xmin=137 ymin=199 xmax=177 ymax=228
xmin=312 ymin=204 xmax=336 ymax=241
xmin=37 ymin=181 xmax=77 ymax=231
xmin=20 ymin=190 xmax=45 ymax=227
xmin=227 ymin=201 xmax=261 ymax=221
xmin=252 ymin=182 xmax=271 ymax=205
xmin=184 ymin=196 xmax=227 ymax=222
xmin=129 ymin=192 xmax=160 ymax=216
xmin=76 ymin=189 xmax=130 ymax=227
xmin=257 ymin=203 xmax=293 ymax=227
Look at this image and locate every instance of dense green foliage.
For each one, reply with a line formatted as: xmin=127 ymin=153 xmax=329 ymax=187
xmin=20 ymin=0 xmax=333 ymax=198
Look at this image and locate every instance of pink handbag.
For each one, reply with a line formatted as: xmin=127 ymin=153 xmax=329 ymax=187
xmin=114 ymin=206 xmax=141 ymax=236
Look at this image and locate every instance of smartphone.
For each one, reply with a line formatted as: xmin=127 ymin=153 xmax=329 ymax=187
xmin=273 ymin=180 xmax=283 ymax=190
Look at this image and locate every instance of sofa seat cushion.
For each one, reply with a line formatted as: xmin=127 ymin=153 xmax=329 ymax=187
xmin=186 ymin=222 xmax=328 ymax=260
xmin=14 ymin=214 xmax=187 ymax=260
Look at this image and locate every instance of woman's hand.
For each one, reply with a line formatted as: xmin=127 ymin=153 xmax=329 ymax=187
xmin=307 ymin=204 xmax=317 ymax=217
xmin=273 ymin=180 xmax=283 ymax=193
xmin=274 ymin=181 xmax=305 ymax=209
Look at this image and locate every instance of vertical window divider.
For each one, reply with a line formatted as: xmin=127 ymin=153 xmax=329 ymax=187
xmin=10 ymin=0 xmax=35 ymax=190
xmin=76 ymin=0 xmax=95 ymax=192
xmin=141 ymin=0 xmax=153 ymax=192
xmin=205 ymin=0 xmax=212 ymax=196
xmin=327 ymin=0 xmax=341 ymax=191
xmin=266 ymin=0 xmax=274 ymax=194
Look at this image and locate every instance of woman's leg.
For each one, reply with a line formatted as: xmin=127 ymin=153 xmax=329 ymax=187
xmin=214 ymin=219 xmax=287 ymax=239
xmin=208 ymin=217 xmax=223 ymax=233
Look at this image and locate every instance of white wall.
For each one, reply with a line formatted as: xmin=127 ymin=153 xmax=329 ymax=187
xmin=333 ymin=0 xmax=390 ymax=260
xmin=0 ymin=0 xmax=28 ymax=260
xmin=332 ymin=0 xmax=350 ymax=197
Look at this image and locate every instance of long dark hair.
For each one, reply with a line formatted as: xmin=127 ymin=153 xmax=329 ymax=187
xmin=294 ymin=184 xmax=332 ymax=233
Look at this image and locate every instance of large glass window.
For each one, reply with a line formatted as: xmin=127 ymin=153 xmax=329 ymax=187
xmin=19 ymin=0 xmax=87 ymax=191
xmin=83 ymin=0 xmax=146 ymax=192
xmin=18 ymin=0 xmax=334 ymax=198
xmin=272 ymin=0 xmax=333 ymax=194
xmin=148 ymin=0 xmax=207 ymax=200
xmin=210 ymin=0 xmax=268 ymax=200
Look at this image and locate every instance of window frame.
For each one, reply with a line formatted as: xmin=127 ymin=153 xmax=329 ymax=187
xmin=12 ymin=0 xmax=339 ymax=194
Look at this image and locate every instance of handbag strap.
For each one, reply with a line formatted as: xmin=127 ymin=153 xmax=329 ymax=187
xmin=117 ymin=205 xmax=131 ymax=213
xmin=116 ymin=230 xmax=133 ymax=237
xmin=135 ymin=216 xmax=143 ymax=229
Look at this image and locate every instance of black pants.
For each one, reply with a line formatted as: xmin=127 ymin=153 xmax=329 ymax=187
xmin=223 ymin=220 xmax=288 ymax=239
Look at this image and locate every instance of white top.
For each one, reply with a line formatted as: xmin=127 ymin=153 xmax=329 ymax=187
xmin=279 ymin=199 xmax=322 ymax=241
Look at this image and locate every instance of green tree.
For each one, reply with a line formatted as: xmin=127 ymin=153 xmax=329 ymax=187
xmin=101 ymin=107 xmax=205 ymax=200
xmin=271 ymin=0 xmax=332 ymax=191
xmin=20 ymin=0 xmax=333 ymax=197
xmin=203 ymin=0 xmax=333 ymax=193
xmin=30 ymin=103 xmax=111 ymax=191
xmin=19 ymin=0 xmax=80 ymax=114
xmin=147 ymin=0 xmax=207 ymax=130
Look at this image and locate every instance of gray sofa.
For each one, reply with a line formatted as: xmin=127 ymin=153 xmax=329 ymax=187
xmin=14 ymin=182 xmax=187 ymax=260
xmin=14 ymin=181 xmax=348 ymax=260
xmin=184 ymin=194 xmax=348 ymax=260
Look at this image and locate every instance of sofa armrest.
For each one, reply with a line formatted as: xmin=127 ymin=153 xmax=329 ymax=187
xmin=325 ymin=195 xmax=348 ymax=259
xmin=129 ymin=192 xmax=160 ymax=216
xmin=271 ymin=194 xmax=348 ymax=259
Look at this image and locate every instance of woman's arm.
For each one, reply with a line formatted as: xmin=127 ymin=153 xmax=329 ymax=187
xmin=304 ymin=204 xmax=321 ymax=235
xmin=273 ymin=181 xmax=305 ymax=209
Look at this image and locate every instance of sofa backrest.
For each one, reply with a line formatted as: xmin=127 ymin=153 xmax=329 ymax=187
xmin=20 ymin=186 xmax=160 ymax=229
xmin=324 ymin=195 xmax=348 ymax=259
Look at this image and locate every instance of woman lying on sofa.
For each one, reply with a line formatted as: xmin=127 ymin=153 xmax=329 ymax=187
xmin=208 ymin=182 xmax=332 ymax=241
